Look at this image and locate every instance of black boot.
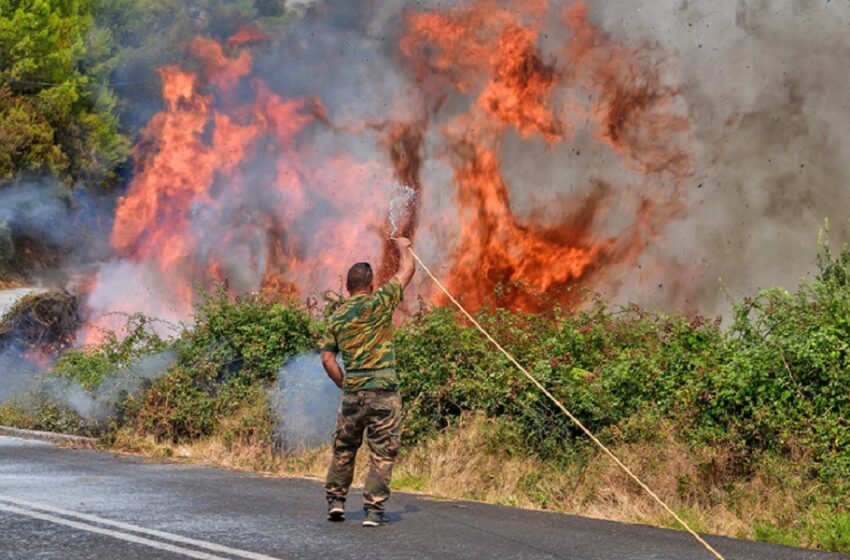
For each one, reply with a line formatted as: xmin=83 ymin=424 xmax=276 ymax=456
xmin=327 ymin=497 xmax=345 ymax=521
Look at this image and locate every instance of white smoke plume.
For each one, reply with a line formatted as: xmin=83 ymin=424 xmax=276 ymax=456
xmin=0 ymin=347 xmax=42 ymax=403
xmin=0 ymin=180 xmax=111 ymax=274
xmin=43 ymin=351 xmax=176 ymax=421
xmin=273 ymin=351 xmax=339 ymax=450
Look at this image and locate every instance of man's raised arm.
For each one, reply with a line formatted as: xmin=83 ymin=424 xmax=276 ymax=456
xmin=391 ymin=237 xmax=415 ymax=289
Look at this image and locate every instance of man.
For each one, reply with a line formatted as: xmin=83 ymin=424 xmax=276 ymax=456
xmin=320 ymin=236 xmax=415 ymax=527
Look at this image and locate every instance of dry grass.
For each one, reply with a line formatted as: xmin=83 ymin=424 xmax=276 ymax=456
xmin=110 ymin=427 xmax=373 ymax=489
xmin=392 ymin=415 xmax=828 ymax=549
xmin=107 ymin=411 xmax=826 ymax=549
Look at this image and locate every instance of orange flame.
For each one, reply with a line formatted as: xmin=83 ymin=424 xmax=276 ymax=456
xmin=83 ymin=31 xmax=391 ymax=339
xmin=82 ymin=1 xmax=692 ymax=336
xmin=400 ymin=0 xmax=690 ymax=311
xmin=227 ymin=24 xmax=266 ymax=48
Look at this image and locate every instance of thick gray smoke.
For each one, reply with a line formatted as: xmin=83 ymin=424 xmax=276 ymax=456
xmin=0 ymin=183 xmax=73 ymax=249
xmin=273 ymin=352 xmax=339 ymax=450
xmin=260 ymin=0 xmax=850 ymax=315
xmin=0 ymin=182 xmax=107 ymax=393
xmin=0 ymin=345 xmax=42 ymax=403
xmin=571 ymin=0 xmax=850 ymax=313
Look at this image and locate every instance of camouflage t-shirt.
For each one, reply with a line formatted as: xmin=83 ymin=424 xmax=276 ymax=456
xmin=320 ymin=278 xmax=403 ymax=392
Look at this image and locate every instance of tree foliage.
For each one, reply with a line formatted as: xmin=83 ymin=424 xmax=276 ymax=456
xmin=0 ymin=0 xmax=130 ymax=187
xmin=0 ymin=0 xmax=293 ymax=187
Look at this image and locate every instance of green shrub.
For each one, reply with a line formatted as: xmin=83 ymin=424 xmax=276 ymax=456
xmin=0 ymin=392 xmax=90 ymax=436
xmin=216 ymin=384 xmax=277 ymax=453
xmin=124 ymin=365 xmax=215 ymax=442
xmin=121 ymin=289 xmax=317 ymax=442
xmin=52 ymin=314 xmax=168 ymax=389
xmin=394 ymin=239 xmax=850 ymax=497
xmin=178 ymin=288 xmax=319 ymax=385
xmin=395 ymin=300 xmax=726 ymax=458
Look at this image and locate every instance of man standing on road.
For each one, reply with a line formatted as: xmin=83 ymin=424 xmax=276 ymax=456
xmin=320 ymin=237 xmax=416 ymax=527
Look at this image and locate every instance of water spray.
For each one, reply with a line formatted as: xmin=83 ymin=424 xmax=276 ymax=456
xmin=387 ymin=184 xmax=417 ymax=238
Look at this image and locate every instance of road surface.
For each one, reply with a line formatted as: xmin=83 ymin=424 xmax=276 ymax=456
xmin=0 ymin=288 xmax=40 ymax=318
xmin=0 ymin=435 xmax=846 ymax=560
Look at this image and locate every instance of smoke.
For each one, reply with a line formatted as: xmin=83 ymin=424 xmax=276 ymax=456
xmin=273 ymin=352 xmax=339 ymax=450
xmin=0 ymin=183 xmax=74 ymax=248
xmin=4 ymin=0 xmax=847 ymax=343
xmin=0 ymin=344 xmax=42 ymax=403
xmin=42 ymin=351 xmax=176 ymax=421
xmin=576 ymin=0 xmax=850 ymax=313
xmin=0 ymin=180 xmax=112 ymax=280
xmin=82 ymin=259 xmax=192 ymax=340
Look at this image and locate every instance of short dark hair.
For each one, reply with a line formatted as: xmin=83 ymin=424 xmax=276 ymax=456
xmin=346 ymin=262 xmax=373 ymax=293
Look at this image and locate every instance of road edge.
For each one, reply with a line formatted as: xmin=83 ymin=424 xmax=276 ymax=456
xmin=0 ymin=426 xmax=97 ymax=447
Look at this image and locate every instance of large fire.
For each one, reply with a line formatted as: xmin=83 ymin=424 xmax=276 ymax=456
xmin=400 ymin=0 xmax=689 ymax=310
xmin=83 ymin=0 xmax=691 ymax=337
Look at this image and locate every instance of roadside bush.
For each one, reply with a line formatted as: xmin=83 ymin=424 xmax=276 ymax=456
xmin=396 ymin=241 xmax=850 ymax=484
xmin=124 ymin=365 xmax=215 ymax=442
xmin=184 ymin=289 xmax=319 ymax=381
xmin=395 ymin=300 xmax=727 ymax=457
xmin=52 ymin=314 xmax=168 ymax=389
xmin=122 ymin=289 xmax=318 ymax=442
xmin=0 ymin=393 xmax=89 ymax=435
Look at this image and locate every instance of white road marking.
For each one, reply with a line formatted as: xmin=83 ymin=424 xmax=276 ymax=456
xmin=0 ymin=503 xmax=230 ymax=560
xmin=0 ymin=494 xmax=284 ymax=560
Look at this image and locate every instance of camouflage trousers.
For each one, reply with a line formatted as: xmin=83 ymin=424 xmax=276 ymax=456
xmin=325 ymin=389 xmax=402 ymax=512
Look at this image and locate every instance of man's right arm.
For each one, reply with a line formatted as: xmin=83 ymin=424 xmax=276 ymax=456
xmin=321 ymin=350 xmax=344 ymax=389
xmin=392 ymin=237 xmax=415 ymax=289
xmin=319 ymin=325 xmax=343 ymax=389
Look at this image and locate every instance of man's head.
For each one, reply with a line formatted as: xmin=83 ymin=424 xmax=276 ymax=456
xmin=346 ymin=262 xmax=373 ymax=294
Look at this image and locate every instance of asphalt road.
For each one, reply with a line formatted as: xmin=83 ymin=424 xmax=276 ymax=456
xmin=0 ymin=435 xmax=846 ymax=560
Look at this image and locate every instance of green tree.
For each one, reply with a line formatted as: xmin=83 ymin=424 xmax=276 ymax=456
xmin=0 ymin=0 xmax=129 ymax=187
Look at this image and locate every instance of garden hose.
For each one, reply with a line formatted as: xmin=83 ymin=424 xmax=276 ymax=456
xmin=407 ymin=246 xmax=726 ymax=560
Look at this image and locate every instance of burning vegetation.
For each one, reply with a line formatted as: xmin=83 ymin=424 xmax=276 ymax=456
xmin=0 ymin=291 xmax=79 ymax=371
xmin=396 ymin=0 xmax=690 ymax=310
xmin=76 ymin=0 xmax=694 ymax=338
xmin=2 ymin=0 xmax=850 ymax=553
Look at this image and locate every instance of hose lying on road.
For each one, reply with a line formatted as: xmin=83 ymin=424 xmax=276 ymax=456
xmin=408 ymin=247 xmax=726 ymax=560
